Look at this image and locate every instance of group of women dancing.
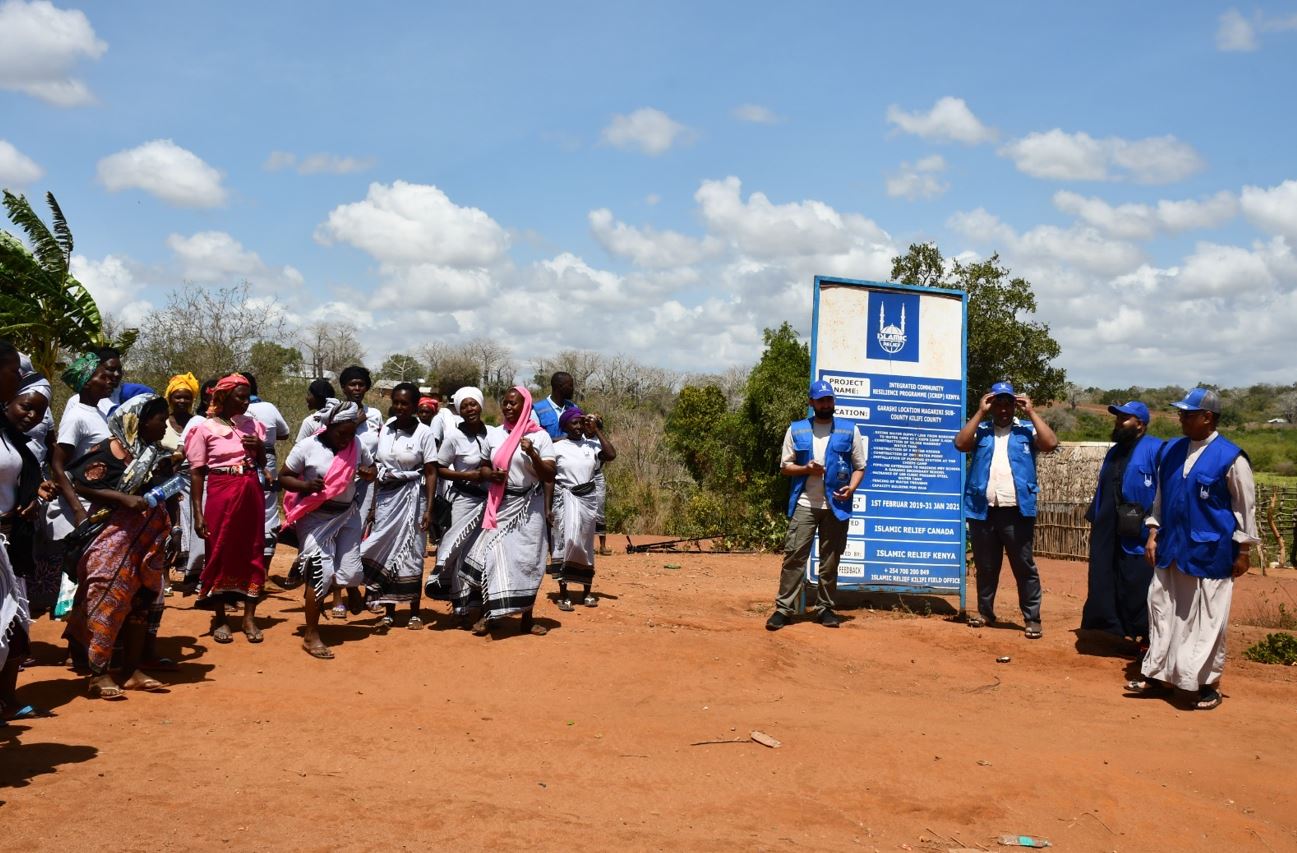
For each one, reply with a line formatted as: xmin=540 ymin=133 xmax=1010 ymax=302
xmin=0 ymin=342 xmax=615 ymax=717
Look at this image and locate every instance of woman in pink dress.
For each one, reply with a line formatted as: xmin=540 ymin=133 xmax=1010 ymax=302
xmin=185 ymin=374 xmax=267 ymax=644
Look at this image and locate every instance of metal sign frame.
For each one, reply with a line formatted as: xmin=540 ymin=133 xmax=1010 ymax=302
xmin=804 ymin=275 xmax=968 ymax=612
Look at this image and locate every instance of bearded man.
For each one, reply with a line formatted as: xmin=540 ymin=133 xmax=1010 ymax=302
xmin=1080 ymin=401 xmax=1163 ymax=646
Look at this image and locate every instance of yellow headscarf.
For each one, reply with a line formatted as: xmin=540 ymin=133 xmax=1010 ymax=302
xmin=165 ymin=372 xmax=199 ymax=400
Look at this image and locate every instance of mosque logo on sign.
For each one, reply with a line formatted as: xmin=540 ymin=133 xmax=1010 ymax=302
xmin=866 ymin=291 xmax=920 ymax=362
xmin=877 ymin=303 xmax=907 ymax=354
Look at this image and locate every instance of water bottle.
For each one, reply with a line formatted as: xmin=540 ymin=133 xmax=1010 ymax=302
xmin=144 ymin=473 xmax=188 ymax=508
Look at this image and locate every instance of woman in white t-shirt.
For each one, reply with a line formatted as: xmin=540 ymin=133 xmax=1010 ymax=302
xmin=546 ymin=408 xmax=617 ymax=611
xmin=280 ymin=400 xmax=376 ymax=659
xmin=426 ymin=386 xmax=490 ymax=619
xmin=460 ymin=386 xmax=556 ymax=637
xmin=360 ymin=383 xmax=437 ymax=629
xmin=52 ymin=351 xmax=118 ymax=529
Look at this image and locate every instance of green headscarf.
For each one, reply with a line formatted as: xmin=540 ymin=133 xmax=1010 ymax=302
xmin=61 ymin=351 xmax=101 ymax=393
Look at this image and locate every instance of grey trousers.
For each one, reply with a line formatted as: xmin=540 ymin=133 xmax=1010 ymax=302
xmin=969 ymin=506 xmax=1042 ymax=625
xmin=775 ymin=504 xmax=846 ymax=616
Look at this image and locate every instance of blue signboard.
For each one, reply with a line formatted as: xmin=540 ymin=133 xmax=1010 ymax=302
xmin=806 ymin=277 xmax=968 ymax=606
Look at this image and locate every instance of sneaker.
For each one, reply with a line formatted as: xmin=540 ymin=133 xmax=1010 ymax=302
xmin=818 ymin=609 xmax=841 ymax=628
xmin=765 ymin=611 xmax=790 ymax=631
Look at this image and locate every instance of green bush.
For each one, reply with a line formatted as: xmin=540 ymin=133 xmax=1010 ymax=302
xmin=1243 ymin=632 xmax=1297 ymax=665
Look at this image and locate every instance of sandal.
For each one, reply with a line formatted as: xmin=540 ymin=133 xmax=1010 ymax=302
xmin=126 ymin=677 xmax=168 ymax=693
xmin=556 ymin=599 xmax=575 ymax=612
xmin=243 ymin=626 xmax=264 ymax=644
xmin=329 ymin=603 xmax=347 ymax=620
xmin=89 ymin=683 xmax=128 ymax=701
xmin=301 ymin=641 xmax=334 ymax=660
xmin=1196 ymin=686 xmax=1223 ymax=711
xmin=967 ymin=614 xmax=988 ymax=628
xmin=375 ymin=616 xmax=394 ymax=634
xmin=1024 ymin=624 xmax=1043 ymax=640
xmin=1126 ymin=678 xmax=1171 ymax=697
xmin=471 ymin=617 xmax=491 ymax=636
xmin=583 ymin=595 xmax=598 ymax=608
xmin=212 ymin=623 xmax=234 ymax=644
xmin=407 ymin=615 xmax=423 ymax=629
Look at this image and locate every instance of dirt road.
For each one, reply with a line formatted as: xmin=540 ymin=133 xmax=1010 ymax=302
xmin=4 ymin=548 xmax=1295 ymax=851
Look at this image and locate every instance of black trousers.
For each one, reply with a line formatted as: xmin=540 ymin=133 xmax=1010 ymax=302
xmin=969 ymin=506 xmax=1042 ymax=625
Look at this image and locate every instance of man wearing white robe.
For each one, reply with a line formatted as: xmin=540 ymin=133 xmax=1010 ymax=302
xmin=1133 ymin=388 xmax=1258 ymax=711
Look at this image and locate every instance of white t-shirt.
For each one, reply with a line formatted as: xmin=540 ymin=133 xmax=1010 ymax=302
xmin=57 ymin=398 xmax=110 ymax=459
xmin=553 ymin=436 xmax=603 ymax=488
xmin=247 ymin=400 xmax=290 ymax=445
xmin=436 ymin=424 xmax=491 ymax=473
xmin=484 ymin=426 xmax=555 ymax=490
xmin=375 ymin=419 xmax=437 ymax=475
xmin=430 ymin=407 xmax=462 ymax=448
xmin=986 ymin=425 xmax=1017 ymax=507
xmin=0 ymin=433 xmax=22 ymax=515
xmin=283 ymin=435 xmax=376 ymax=505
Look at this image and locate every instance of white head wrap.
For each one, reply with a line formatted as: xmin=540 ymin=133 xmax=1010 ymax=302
xmin=17 ymin=372 xmax=52 ymax=401
xmin=452 ymin=386 xmax=484 ymax=411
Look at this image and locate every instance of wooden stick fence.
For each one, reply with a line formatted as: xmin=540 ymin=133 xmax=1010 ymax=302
xmin=1033 ymin=443 xmax=1297 ymax=569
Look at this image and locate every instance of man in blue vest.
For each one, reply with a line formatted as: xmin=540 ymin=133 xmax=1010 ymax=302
xmin=766 ymin=380 xmax=866 ymax=631
xmin=1130 ymin=388 xmax=1258 ymax=711
xmin=1081 ymin=401 xmax=1163 ymax=647
xmin=954 ymin=381 xmax=1058 ymax=639
xmin=531 ymin=371 xmax=576 ymax=440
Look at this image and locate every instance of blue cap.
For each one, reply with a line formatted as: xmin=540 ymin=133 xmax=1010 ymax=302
xmin=1171 ymin=387 xmax=1221 ymax=414
xmin=1107 ymin=401 xmax=1150 ymax=424
xmin=989 ymin=381 xmax=1015 ymax=398
xmin=809 ymin=379 xmax=834 ymax=400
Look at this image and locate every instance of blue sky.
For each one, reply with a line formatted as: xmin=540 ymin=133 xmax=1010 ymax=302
xmin=2 ymin=1 xmax=1295 ymax=387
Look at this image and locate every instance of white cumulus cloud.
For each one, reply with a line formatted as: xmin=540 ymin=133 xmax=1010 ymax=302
xmin=885 ymin=97 xmax=996 ymax=144
xmin=0 ymin=139 xmax=43 ymax=185
xmin=97 ymin=139 xmax=227 ymax=207
xmin=600 ymin=107 xmax=689 ymax=156
xmin=167 ymin=230 xmax=302 ymax=288
xmin=1000 ymin=129 xmax=1204 ymax=184
xmin=1052 ymin=190 xmax=1237 ymax=239
xmin=315 ymin=180 xmax=509 ymax=268
xmin=1240 ymin=179 xmax=1297 ymax=242
xmin=885 ymin=155 xmax=949 ymax=200
xmin=588 ymin=208 xmax=723 ymax=268
xmin=68 ymin=255 xmax=152 ymax=324
xmin=0 ymin=0 xmax=106 ymax=106
xmin=949 ymin=207 xmax=1143 ymax=276
xmin=730 ymin=104 xmax=782 ymax=124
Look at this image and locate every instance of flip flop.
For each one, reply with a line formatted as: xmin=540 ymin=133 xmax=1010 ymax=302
xmin=212 ymin=624 xmax=234 ymax=644
xmin=5 ymin=704 xmax=57 ymax=720
xmin=1196 ymin=687 xmax=1223 ymax=710
xmin=1024 ymin=624 xmax=1043 ymax=640
xmin=967 ymin=615 xmax=988 ymax=628
xmin=127 ymin=678 xmax=169 ymax=693
xmin=302 ymin=641 xmax=334 ymax=660
xmin=243 ymin=627 xmax=264 ymax=644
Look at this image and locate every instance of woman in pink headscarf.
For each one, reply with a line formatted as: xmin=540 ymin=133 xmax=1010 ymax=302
xmin=459 ymin=386 xmax=556 ymax=637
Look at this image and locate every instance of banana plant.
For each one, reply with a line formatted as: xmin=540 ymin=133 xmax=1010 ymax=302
xmin=0 ymin=190 xmax=132 ymax=378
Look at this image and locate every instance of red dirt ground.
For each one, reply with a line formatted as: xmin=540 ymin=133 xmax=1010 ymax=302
xmin=4 ymin=545 xmax=1296 ymax=852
